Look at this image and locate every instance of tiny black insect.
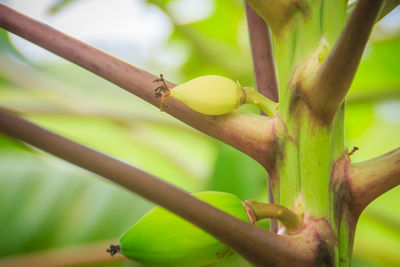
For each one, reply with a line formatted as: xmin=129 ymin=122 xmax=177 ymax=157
xmin=153 ymin=73 xmax=171 ymax=110
xmin=106 ymin=244 xmax=121 ymax=257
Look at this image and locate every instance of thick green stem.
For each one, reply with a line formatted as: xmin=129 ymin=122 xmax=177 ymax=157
xmin=244 ymin=200 xmax=302 ymax=233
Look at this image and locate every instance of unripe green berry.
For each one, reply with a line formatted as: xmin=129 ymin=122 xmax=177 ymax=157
xmin=170 ymin=75 xmax=244 ymax=115
xmin=119 ymin=191 xmax=249 ymax=266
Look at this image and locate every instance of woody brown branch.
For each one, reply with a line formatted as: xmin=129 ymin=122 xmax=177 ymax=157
xmin=0 ymin=4 xmax=277 ymax=169
xmin=348 ymin=148 xmax=400 ymax=216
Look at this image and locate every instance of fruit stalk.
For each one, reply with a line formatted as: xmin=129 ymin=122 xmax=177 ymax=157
xmin=244 ymin=200 xmax=302 ymax=233
xmin=242 ymin=87 xmax=277 ymax=117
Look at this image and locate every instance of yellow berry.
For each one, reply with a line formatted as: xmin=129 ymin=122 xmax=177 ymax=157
xmin=170 ymin=75 xmax=243 ymax=115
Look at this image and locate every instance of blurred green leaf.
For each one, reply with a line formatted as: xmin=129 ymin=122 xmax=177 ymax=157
xmin=0 ymin=132 xmax=33 ymax=152
xmin=348 ymin=37 xmax=400 ymax=103
xmin=148 ymin=0 xmax=253 ymax=85
xmin=345 ymin=102 xmax=375 ymax=142
xmin=346 ymin=116 xmax=400 ymax=162
xmin=0 ymin=29 xmax=22 ymax=59
xmin=207 ymin=142 xmax=267 ymax=201
xmin=354 ymin=187 xmax=400 ymax=266
xmin=25 ymin=115 xmax=204 ymax=191
xmin=48 ymin=0 xmax=79 ymax=14
xmin=0 ymin=149 xmax=153 ymax=258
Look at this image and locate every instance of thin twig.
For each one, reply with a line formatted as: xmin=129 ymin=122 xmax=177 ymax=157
xmin=0 ymin=4 xmax=276 ymax=168
xmin=0 ymin=107 xmax=313 ymax=267
xmin=348 ymin=146 xmax=359 ymax=156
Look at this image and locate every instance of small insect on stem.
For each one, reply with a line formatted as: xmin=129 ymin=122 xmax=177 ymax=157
xmin=153 ymin=74 xmax=171 ymax=111
xmin=348 ymin=146 xmax=359 ymax=156
xmin=106 ymin=244 xmax=121 ymax=257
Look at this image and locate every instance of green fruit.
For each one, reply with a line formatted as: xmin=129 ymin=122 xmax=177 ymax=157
xmin=170 ymin=75 xmax=244 ymax=115
xmin=120 ymin=191 xmax=249 ymax=266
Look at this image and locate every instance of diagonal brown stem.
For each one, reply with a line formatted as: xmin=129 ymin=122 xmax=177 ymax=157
xmin=378 ymin=0 xmax=400 ymax=21
xmin=348 ymin=0 xmax=400 ymax=22
xmin=302 ymin=0 xmax=385 ymax=123
xmin=0 ymin=107 xmax=314 ymax=267
xmin=0 ymin=4 xmax=276 ymax=168
xmin=245 ymin=3 xmax=278 ymax=102
xmin=348 ymin=148 xmax=400 ymax=216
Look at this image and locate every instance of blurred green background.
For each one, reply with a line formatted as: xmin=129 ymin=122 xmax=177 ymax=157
xmin=0 ymin=0 xmax=399 ymax=266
